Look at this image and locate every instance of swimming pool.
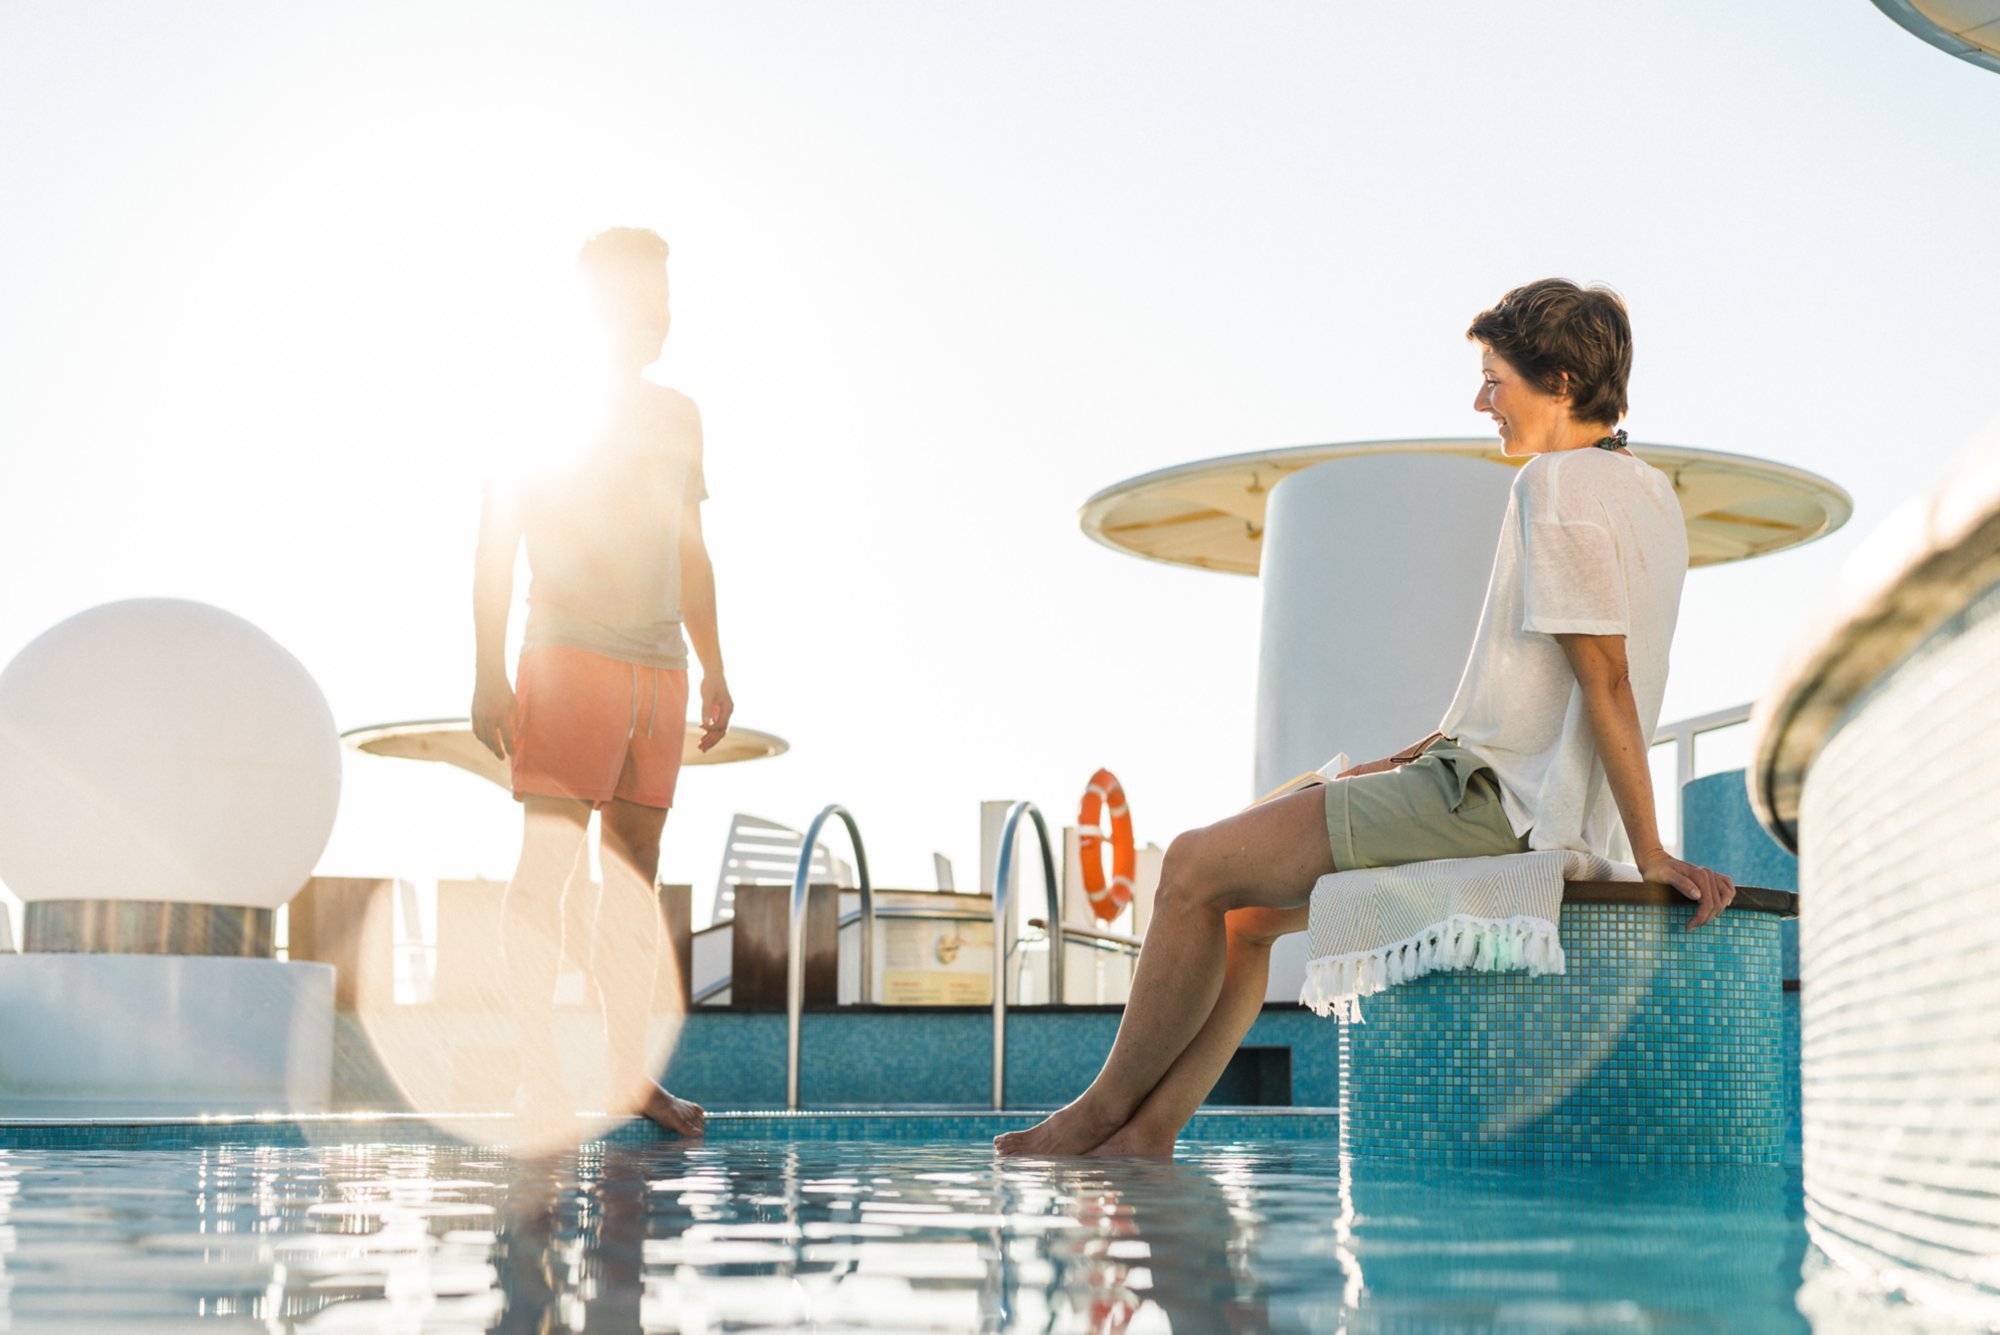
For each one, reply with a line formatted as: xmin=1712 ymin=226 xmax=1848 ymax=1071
xmin=0 ymin=1113 xmax=1825 ymax=1332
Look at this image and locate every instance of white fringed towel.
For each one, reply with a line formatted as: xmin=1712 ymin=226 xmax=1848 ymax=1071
xmin=1300 ymin=849 xmax=1639 ymax=1022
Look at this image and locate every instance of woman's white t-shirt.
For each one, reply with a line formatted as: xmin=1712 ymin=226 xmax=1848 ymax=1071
xmin=1438 ymin=447 xmax=1687 ymax=855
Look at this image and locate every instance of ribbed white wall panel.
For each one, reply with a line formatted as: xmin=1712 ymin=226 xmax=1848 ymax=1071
xmin=1798 ymin=581 xmax=2000 ymax=1312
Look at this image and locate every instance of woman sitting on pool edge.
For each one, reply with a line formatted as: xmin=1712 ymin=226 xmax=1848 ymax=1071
xmin=996 ymin=279 xmax=1737 ymax=1158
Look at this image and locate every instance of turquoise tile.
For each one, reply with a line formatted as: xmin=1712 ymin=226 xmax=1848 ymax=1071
xmin=1341 ymin=904 xmax=1786 ymax=1165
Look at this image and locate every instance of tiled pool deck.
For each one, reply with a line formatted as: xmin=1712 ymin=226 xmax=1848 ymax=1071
xmin=0 ymin=1107 xmax=1338 ymax=1152
xmin=3 ymin=895 xmax=1800 ymax=1163
xmin=4 ymin=791 xmax=1806 ymax=1165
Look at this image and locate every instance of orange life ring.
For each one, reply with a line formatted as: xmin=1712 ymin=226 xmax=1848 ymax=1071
xmin=1077 ymin=768 xmax=1137 ymax=923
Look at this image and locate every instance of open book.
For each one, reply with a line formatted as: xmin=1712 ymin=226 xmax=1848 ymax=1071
xmin=1247 ymin=752 xmax=1351 ymax=810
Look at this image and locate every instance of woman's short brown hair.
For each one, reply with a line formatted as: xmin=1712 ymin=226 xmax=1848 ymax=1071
xmin=1467 ymin=279 xmax=1631 ymax=426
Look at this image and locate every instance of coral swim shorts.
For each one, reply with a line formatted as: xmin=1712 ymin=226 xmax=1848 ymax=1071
xmin=511 ymin=646 xmax=689 ymax=809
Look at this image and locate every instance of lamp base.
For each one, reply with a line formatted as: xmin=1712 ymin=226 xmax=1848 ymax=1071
xmin=22 ymin=900 xmax=275 ymax=956
xmin=0 ymin=955 xmax=332 ymax=1113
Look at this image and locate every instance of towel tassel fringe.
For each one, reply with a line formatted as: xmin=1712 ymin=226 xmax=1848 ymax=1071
xmin=1297 ymin=915 xmax=1567 ymax=1022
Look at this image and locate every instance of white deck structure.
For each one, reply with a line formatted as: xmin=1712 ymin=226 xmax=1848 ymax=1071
xmin=1871 ymin=0 xmax=2000 ymax=74
xmin=1082 ymin=438 xmax=1851 ymax=998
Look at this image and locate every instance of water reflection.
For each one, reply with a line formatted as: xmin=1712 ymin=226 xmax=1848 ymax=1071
xmin=0 ymin=1139 xmax=1813 ymax=1331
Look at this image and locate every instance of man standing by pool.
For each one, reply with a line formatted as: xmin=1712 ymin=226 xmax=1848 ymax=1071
xmin=471 ymin=227 xmax=730 ymax=1137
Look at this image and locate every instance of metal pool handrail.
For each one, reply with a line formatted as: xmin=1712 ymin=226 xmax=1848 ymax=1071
xmin=786 ymin=804 xmax=874 ymax=1110
xmin=991 ymin=800 xmax=1062 ymax=1111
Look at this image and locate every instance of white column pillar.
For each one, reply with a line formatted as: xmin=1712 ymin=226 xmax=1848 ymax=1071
xmin=1253 ymin=454 xmax=1518 ymax=794
xmin=1253 ymin=454 xmax=1517 ymax=1001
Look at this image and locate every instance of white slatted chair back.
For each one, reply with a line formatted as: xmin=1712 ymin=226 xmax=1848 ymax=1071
xmin=711 ymin=813 xmax=855 ymax=923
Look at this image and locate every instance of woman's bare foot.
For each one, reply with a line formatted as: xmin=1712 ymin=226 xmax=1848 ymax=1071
xmin=1087 ymin=1116 xmax=1177 ymax=1158
xmin=993 ymin=1096 xmax=1127 ymax=1156
xmin=639 ymin=1085 xmax=706 ymax=1137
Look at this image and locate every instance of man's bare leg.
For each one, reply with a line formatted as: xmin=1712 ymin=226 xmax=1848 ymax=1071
xmin=1090 ymin=904 xmax=1308 ymax=1156
xmin=600 ymin=797 xmax=705 ymax=1137
xmin=993 ymin=788 xmax=1334 ymax=1156
xmin=503 ymin=795 xmax=592 ymax=1120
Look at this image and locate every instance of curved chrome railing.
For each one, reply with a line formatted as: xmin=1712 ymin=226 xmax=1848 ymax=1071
xmin=991 ymin=800 xmax=1062 ymax=1110
xmin=786 ymin=804 xmax=874 ymax=1110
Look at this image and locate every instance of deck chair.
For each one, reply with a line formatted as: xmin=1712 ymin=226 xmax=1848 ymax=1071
xmin=710 ymin=813 xmax=856 ymax=925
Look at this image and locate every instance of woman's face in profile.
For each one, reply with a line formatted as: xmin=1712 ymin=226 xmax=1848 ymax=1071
xmin=1474 ymin=347 xmax=1565 ymax=457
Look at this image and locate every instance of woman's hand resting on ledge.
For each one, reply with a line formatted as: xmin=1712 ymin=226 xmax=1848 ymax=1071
xmin=1338 ymin=733 xmax=1445 ymax=780
xmin=1637 ymin=848 xmax=1736 ymax=930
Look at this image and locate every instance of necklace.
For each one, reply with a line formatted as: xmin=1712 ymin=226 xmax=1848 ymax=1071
xmin=1592 ymin=429 xmax=1630 ymax=452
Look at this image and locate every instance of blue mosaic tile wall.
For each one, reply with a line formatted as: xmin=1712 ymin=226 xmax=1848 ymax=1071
xmin=1677 ymin=765 xmax=1800 ymax=1160
xmin=1781 ymin=990 xmax=1800 ymax=1164
xmin=1683 ymin=768 xmax=1800 ymax=979
xmin=662 ymin=1007 xmax=1341 ymax=1112
xmin=1683 ymin=771 xmax=1799 ymax=894
xmin=1341 ymin=903 xmax=1785 ymax=1166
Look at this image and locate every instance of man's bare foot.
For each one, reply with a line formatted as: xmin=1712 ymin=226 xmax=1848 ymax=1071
xmin=640 ymin=1084 xmax=705 ymax=1137
xmin=1087 ymin=1117 xmax=1177 ymax=1158
xmin=993 ymin=1097 xmax=1126 ymax=1156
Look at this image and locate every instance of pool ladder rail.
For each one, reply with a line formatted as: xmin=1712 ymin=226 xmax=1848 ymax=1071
xmin=782 ymin=800 xmax=1072 ymax=1112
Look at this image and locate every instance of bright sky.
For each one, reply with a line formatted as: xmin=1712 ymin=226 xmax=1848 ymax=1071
xmin=2 ymin=2 xmax=1997 ymax=921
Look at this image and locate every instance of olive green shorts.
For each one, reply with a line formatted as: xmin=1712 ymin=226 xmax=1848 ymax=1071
xmin=1322 ymin=741 xmax=1531 ymax=871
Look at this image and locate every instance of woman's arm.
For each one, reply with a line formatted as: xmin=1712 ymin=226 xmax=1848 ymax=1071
xmin=1554 ymin=632 xmax=1737 ymax=929
xmin=1335 ymin=733 xmax=1447 ymax=778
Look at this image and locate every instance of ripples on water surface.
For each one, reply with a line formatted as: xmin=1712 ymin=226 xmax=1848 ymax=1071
xmin=0 ymin=1138 xmax=1811 ymax=1332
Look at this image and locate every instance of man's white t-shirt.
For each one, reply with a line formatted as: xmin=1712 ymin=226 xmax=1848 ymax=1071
xmin=1438 ymin=447 xmax=1687 ymax=856
xmin=520 ymin=385 xmax=708 ymax=671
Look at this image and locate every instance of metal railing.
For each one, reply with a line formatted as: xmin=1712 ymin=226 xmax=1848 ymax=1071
xmin=1651 ymin=703 xmax=1753 ymax=855
xmin=786 ymin=804 xmax=874 ymax=1110
xmin=990 ymin=800 xmax=1062 ymax=1110
xmin=1654 ymin=702 xmax=1752 ymax=797
xmin=1028 ymin=916 xmax=1141 ymax=954
xmin=778 ymin=798 xmax=1101 ymax=1110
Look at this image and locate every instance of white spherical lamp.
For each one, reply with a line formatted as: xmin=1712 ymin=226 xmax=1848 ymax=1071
xmin=0 ymin=599 xmax=340 ymax=908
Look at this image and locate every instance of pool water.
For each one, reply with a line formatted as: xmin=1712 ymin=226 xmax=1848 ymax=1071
xmin=0 ymin=1135 xmax=1824 ymax=1332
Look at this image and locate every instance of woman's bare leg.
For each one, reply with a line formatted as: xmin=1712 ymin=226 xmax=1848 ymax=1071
xmin=1090 ymin=904 xmax=1308 ymax=1156
xmin=993 ymin=787 xmax=1334 ymax=1156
